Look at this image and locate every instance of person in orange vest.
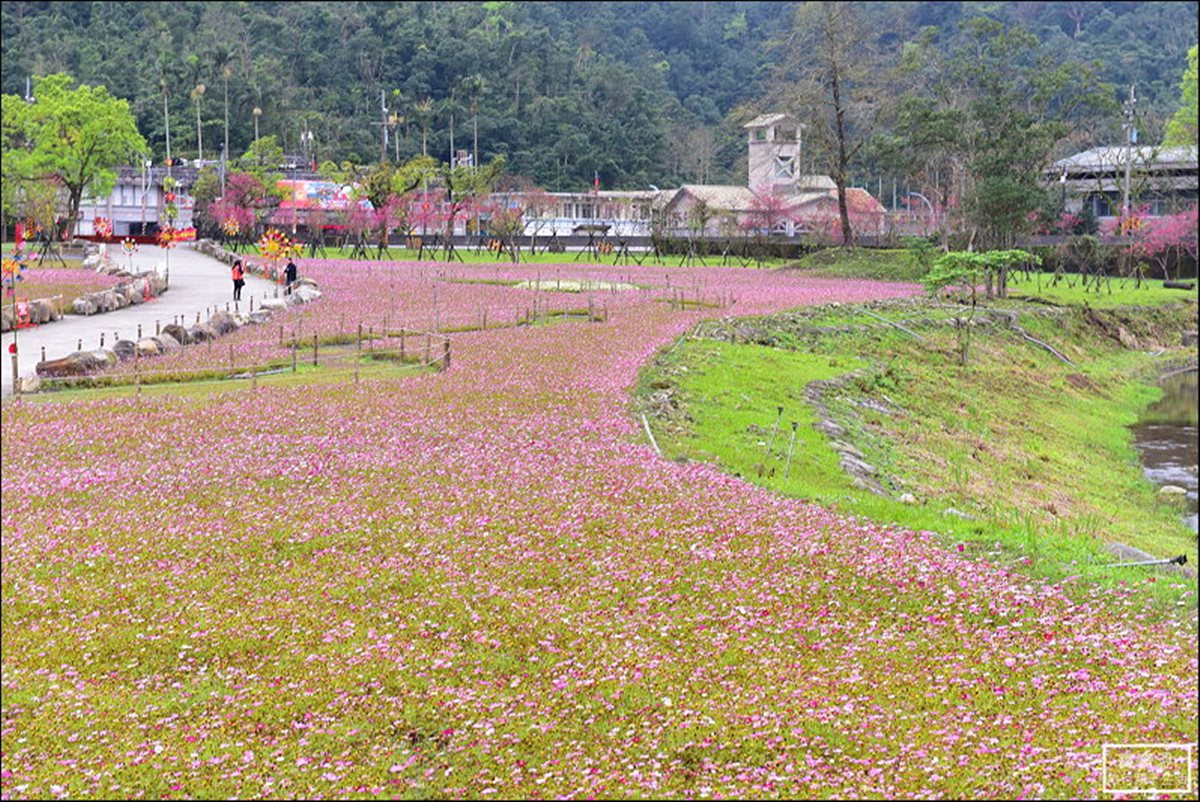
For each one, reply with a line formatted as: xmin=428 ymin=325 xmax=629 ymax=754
xmin=231 ymin=259 xmax=245 ymax=301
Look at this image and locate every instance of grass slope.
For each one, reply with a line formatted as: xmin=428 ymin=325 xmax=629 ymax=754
xmin=640 ymin=299 xmax=1198 ymax=604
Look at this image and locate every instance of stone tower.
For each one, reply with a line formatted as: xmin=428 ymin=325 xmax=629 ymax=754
xmin=744 ymin=113 xmax=803 ymax=194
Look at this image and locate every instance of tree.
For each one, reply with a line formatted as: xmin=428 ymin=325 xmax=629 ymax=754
xmin=437 ymin=155 xmax=506 ymax=260
xmin=191 ymin=83 xmax=206 ymax=161
xmin=891 ymin=19 xmax=1113 ymax=250
xmin=460 ymin=74 xmax=486 ymax=171
xmin=1164 ymin=45 xmax=1198 ymax=147
xmin=3 ymin=73 xmax=147 ymax=240
xmin=412 ymin=97 xmax=435 ymax=158
xmin=768 ymin=2 xmax=894 ymax=246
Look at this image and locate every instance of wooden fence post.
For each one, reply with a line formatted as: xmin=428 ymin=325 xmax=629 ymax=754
xmin=424 ymin=332 xmax=431 ymax=365
xmin=400 ymin=328 xmax=406 ymax=362
xmin=442 ymin=338 xmax=450 ymax=371
xmin=292 ymin=339 xmax=297 ymax=372
xmin=312 ymin=334 xmax=318 ymax=366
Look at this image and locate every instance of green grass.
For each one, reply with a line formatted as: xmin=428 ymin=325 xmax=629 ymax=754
xmin=638 ymin=298 xmax=1198 ymax=606
xmin=265 ymin=243 xmax=787 ymax=268
xmin=1006 ymin=274 xmax=1199 ymax=308
xmin=22 ymin=359 xmax=434 ymax=404
xmin=783 ymin=247 xmax=926 ymax=282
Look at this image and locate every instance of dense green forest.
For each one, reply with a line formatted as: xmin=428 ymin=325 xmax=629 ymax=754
xmin=1 ymin=1 xmax=1196 ymax=191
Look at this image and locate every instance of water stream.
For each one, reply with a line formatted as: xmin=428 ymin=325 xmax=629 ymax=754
xmin=1132 ymin=370 xmax=1198 ymax=532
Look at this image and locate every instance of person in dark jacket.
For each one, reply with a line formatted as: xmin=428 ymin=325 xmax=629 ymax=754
xmin=284 ymin=259 xmax=298 ymax=294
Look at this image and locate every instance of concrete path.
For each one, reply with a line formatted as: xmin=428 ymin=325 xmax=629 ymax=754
xmin=2 ymin=244 xmax=278 ymax=398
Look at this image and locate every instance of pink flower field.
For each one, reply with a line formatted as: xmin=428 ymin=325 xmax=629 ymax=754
xmin=1 ymin=259 xmax=1196 ymax=799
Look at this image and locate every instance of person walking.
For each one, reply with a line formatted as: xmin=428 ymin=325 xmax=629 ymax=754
xmin=284 ymin=258 xmax=298 ymax=294
xmin=231 ymin=258 xmax=245 ymax=301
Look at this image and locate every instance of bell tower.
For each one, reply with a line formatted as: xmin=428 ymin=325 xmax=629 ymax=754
xmin=744 ymin=113 xmax=804 ymax=194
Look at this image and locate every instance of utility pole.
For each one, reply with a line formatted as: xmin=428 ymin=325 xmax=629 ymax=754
xmin=1121 ymin=83 xmax=1137 ymax=218
xmin=381 ymin=90 xmax=389 ymax=162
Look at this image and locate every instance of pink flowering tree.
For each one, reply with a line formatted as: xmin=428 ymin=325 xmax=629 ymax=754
xmin=740 ymin=188 xmax=797 ymax=265
xmin=1132 ymin=205 xmax=1198 ymax=282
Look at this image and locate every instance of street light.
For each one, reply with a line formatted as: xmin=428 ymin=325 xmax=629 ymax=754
xmin=253 ymin=106 xmax=262 ymax=145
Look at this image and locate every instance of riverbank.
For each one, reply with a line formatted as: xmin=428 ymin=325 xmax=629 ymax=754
xmin=637 ymin=295 xmax=1198 ymax=606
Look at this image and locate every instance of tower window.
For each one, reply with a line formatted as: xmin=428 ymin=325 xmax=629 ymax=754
xmin=774 ymin=155 xmax=795 ymax=179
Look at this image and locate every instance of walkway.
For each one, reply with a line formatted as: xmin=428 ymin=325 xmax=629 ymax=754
xmin=1 ymin=244 xmax=278 ymax=397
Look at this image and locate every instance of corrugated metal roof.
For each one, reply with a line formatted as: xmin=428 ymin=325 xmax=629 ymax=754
xmin=1054 ymin=145 xmax=1198 ymax=170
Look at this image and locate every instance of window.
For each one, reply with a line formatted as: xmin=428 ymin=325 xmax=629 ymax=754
xmin=755 ymin=128 xmax=767 ymax=142
xmin=774 ymin=155 xmax=795 ymax=180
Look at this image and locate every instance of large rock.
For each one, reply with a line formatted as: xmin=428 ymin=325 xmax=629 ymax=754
xmin=293 ymin=276 xmax=319 ymax=290
xmin=112 ymin=340 xmax=137 ymax=361
xmin=259 ymin=297 xmax=288 ymax=311
xmin=28 ymin=299 xmax=54 ymax=324
xmin=36 ymin=350 xmax=111 ymax=377
xmin=89 ymin=348 xmax=118 ymax=368
xmin=154 ymin=332 xmax=181 ymax=352
xmin=209 ymin=310 xmax=239 ymax=336
xmin=72 ymin=297 xmax=98 ymax=316
xmin=292 ymin=286 xmax=321 ymax=303
xmin=136 ymin=337 xmax=161 ymax=357
xmin=189 ymin=323 xmax=218 ymax=342
xmin=248 ymin=310 xmax=272 ymax=325
xmin=161 ymin=323 xmax=191 ymax=345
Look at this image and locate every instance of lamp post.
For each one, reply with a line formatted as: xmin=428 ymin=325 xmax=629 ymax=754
xmin=253 ymin=106 xmax=262 ymax=146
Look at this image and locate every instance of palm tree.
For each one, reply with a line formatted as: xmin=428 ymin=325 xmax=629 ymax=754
xmin=413 ymin=98 xmax=434 ymax=157
xmin=191 ymin=84 xmax=206 ymax=161
xmin=442 ymin=90 xmax=459 ymax=167
xmin=460 ymin=74 xmax=485 ymax=171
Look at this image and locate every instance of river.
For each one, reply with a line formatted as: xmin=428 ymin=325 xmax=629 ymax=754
xmin=1132 ymin=370 xmax=1199 ymax=532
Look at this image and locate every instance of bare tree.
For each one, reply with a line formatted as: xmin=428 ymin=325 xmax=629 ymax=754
xmin=768 ymin=2 xmax=895 ymax=246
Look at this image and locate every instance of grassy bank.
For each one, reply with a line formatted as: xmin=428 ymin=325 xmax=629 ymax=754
xmin=638 ymin=296 xmax=1198 ymax=605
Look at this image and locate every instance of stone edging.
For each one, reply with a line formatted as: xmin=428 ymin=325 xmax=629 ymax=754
xmin=23 ymin=246 xmax=323 ymax=393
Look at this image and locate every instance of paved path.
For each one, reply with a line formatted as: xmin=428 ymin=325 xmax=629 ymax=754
xmin=2 ymin=244 xmax=278 ymax=397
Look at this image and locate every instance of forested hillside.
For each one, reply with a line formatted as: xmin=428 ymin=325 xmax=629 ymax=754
xmin=1 ymin=1 xmax=1196 ymax=190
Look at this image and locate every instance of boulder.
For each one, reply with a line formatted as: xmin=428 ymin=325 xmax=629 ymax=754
xmin=161 ymin=323 xmax=191 ymax=345
xmin=259 ymin=297 xmax=288 ymax=311
xmin=28 ymin=299 xmax=54 ymax=324
xmin=898 ymin=492 xmax=919 ymax=505
xmin=93 ymin=291 xmax=118 ymax=313
xmin=112 ymin=340 xmax=137 ymax=361
xmin=17 ymin=374 xmax=41 ymax=394
xmin=292 ymin=276 xmax=319 ymax=290
xmin=248 ymin=310 xmax=272 ymax=325
xmin=189 ymin=323 xmax=218 ymax=342
xmin=209 ymin=311 xmax=239 ymax=335
xmin=136 ymin=337 xmax=161 ymax=357
xmin=89 ymin=348 xmax=118 ymax=368
xmin=154 ymin=332 xmax=181 ymax=352
xmin=292 ymin=286 xmax=321 ymax=303
xmin=1159 ymin=485 xmax=1188 ymax=496
xmin=36 ymin=350 xmax=110 ymax=377
xmin=72 ymin=297 xmax=98 ymax=316
xmin=82 ymin=254 xmax=101 ymax=270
